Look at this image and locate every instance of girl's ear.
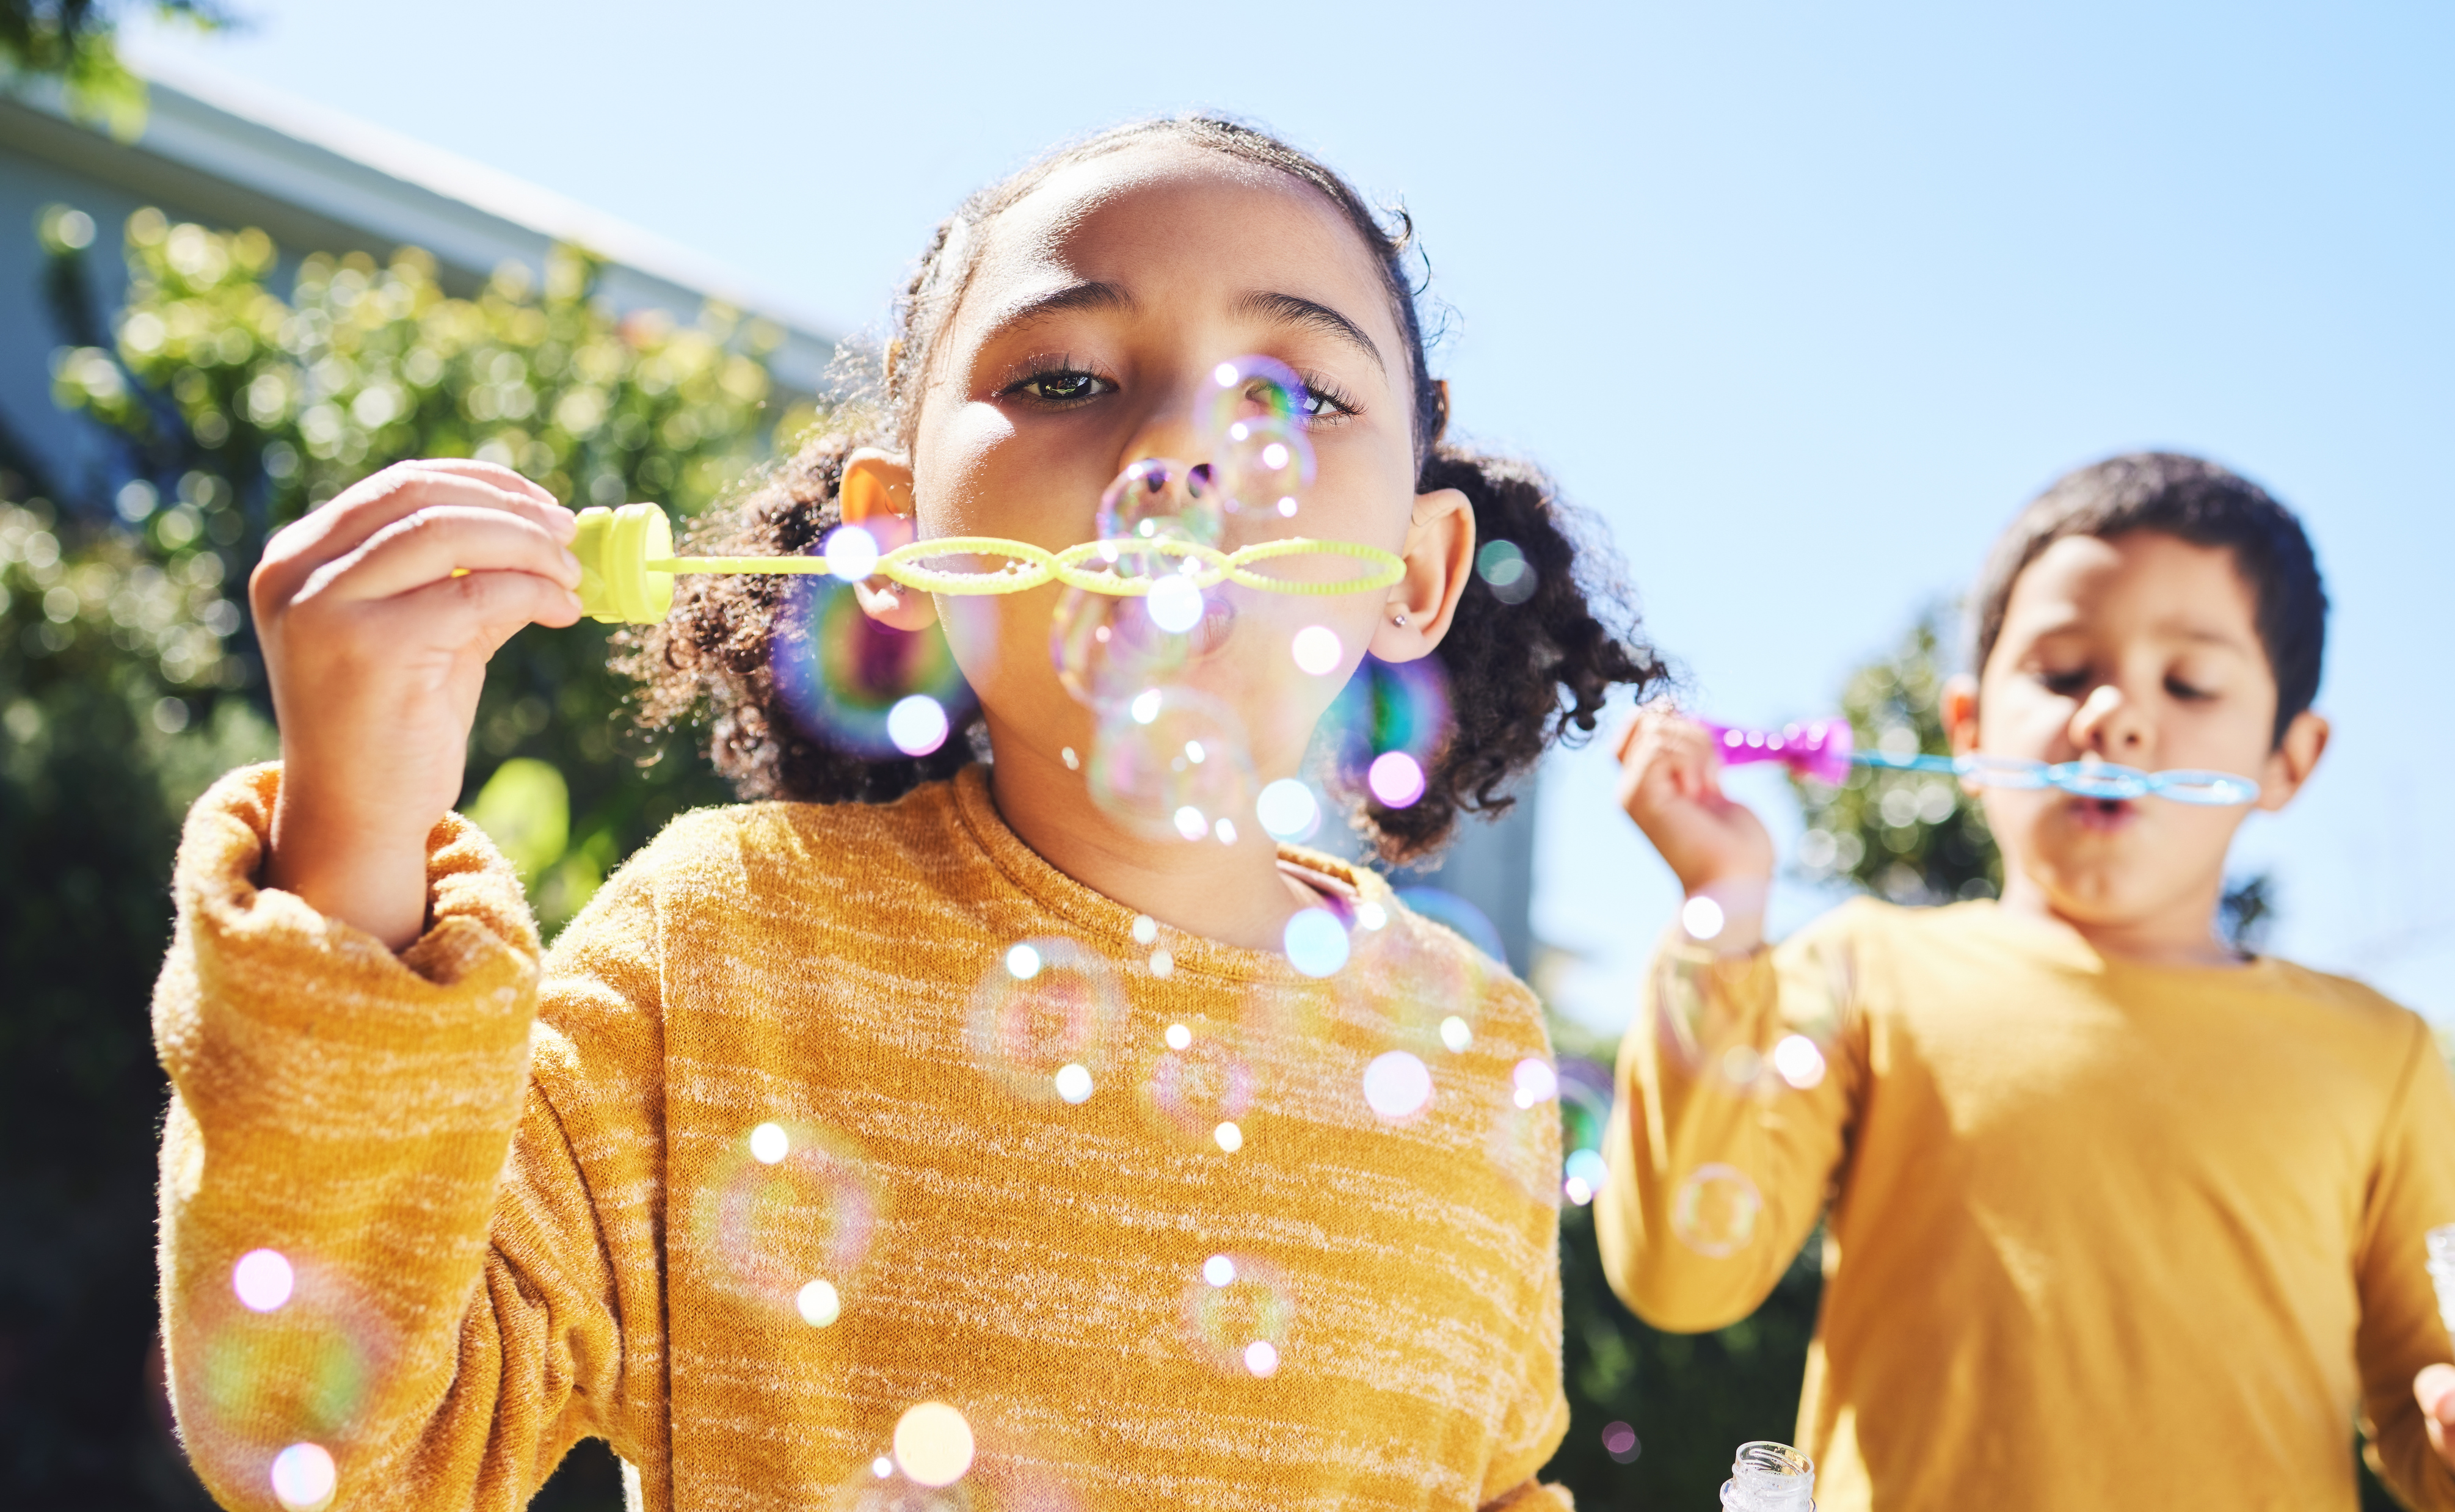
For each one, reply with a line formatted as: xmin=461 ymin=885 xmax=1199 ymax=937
xmin=2255 ymin=709 xmax=2330 ymax=813
xmin=1369 ymin=487 xmax=1474 ymax=663
xmin=841 ymin=448 xmax=936 ymax=631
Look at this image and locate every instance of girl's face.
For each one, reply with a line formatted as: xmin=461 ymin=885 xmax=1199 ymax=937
xmin=876 ymin=142 xmax=1464 ymax=785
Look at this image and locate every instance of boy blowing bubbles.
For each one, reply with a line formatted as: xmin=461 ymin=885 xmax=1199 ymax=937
xmin=1597 ymin=454 xmax=2455 ymax=1509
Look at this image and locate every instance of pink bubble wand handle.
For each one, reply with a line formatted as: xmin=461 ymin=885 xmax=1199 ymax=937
xmin=1699 ymin=719 xmax=1856 ymax=788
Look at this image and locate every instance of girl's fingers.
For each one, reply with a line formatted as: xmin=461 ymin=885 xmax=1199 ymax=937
xmin=374 ymin=569 xmax=584 ymax=650
xmin=400 ymin=457 xmax=563 ymax=509
xmin=257 ymin=467 xmax=575 ymax=605
xmin=303 ymin=506 xmax=580 ymax=606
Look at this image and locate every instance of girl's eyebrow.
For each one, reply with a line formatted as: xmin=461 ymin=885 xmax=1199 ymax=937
xmin=976 ymin=280 xmax=1137 ymax=344
xmin=1234 ymin=290 xmax=1383 ymax=369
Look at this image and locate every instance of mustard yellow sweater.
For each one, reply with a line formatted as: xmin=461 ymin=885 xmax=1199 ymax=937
xmin=156 ymin=764 xmax=1571 ymax=1511
xmin=1596 ymin=897 xmax=2455 ymax=1511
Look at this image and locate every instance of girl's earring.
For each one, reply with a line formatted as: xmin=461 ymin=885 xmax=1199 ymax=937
xmin=1391 ymin=609 xmax=1411 ymax=628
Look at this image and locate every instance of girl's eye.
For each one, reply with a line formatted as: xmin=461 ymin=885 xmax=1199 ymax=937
xmin=2165 ymin=674 xmax=2216 ymax=701
xmin=1291 ymin=376 xmax=1358 ymax=424
xmin=1004 ymin=368 xmax=1114 ymax=405
xmin=2038 ymin=667 xmax=2091 ymax=697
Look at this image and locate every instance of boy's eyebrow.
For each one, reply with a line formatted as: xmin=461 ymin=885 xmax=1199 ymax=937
xmin=1234 ymin=290 xmax=1383 ymax=369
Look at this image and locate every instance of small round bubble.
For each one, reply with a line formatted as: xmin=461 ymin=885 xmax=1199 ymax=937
xmin=750 ymin=1122 xmax=789 ymax=1165
xmin=1282 ymin=909 xmax=1350 ymax=977
xmin=1006 ymin=943 xmax=1042 ymax=980
xmin=1773 ymin=1034 xmax=1827 ymax=1089
xmin=271 ymin=1442 xmax=336 ymax=1511
xmin=1215 ymin=1121 xmax=1243 ymax=1152
xmin=1439 ymin=1016 xmax=1473 ymax=1053
xmin=232 ymin=1248 xmax=294 ymax=1312
xmin=1564 ymin=1148 xmax=1609 ymax=1205
xmin=1671 ymin=1163 xmax=1764 ymax=1257
xmin=1150 ymin=949 xmax=1174 ymax=976
xmin=885 ymin=694 xmax=948 ymax=757
xmin=1146 ymin=573 xmax=1206 ymax=634
xmin=1244 ymin=1340 xmax=1281 ymax=1377
xmin=1256 ymin=779 xmax=1322 ymax=841
xmin=1364 ymin=1050 xmax=1433 ymax=1121
xmin=1132 ymin=915 xmax=1159 ymax=945
xmin=1513 ymin=1058 xmax=1558 ymax=1108
xmin=1204 ymin=1254 xmax=1237 ymax=1287
xmin=1290 ymin=625 xmax=1342 ymax=676
xmin=1367 ymin=751 xmax=1426 ymax=808
xmin=1681 ymin=895 xmax=1726 ymax=940
xmin=824 ymin=524 xmax=881 ymax=581
xmin=1166 ymin=1023 xmax=1191 ymax=1050
xmin=1181 ymin=1252 xmax=1294 ymax=1377
xmin=873 ymin=1457 xmax=894 ymax=1479
xmin=893 ymin=1401 xmax=976 ymax=1488
xmin=1054 ymin=1063 xmax=1095 ymax=1103
xmin=796 ymin=1278 xmax=840 ymax=1326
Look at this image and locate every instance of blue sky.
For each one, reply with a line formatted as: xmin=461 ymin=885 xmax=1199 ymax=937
xmin=134 ymin=1 xmax=2454 ymax=1026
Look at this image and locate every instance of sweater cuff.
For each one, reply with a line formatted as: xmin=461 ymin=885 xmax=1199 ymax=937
xmin=156 ymin=763 xmax=541 ymax=1074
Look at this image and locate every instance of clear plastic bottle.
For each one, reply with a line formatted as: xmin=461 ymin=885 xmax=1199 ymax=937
xmin=1720 ymin=1441 xmax=1815 ymax=1511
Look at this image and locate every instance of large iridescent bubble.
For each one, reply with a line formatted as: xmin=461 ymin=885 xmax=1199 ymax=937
xmin=1086 ymin=687 xmax=1257 ymax=843
xmin=1181 ymin=1251 xmax=1296 ymax=1378
xmin=966 ymin=938 xmax=1126 ymax=1105
xmin=1050 ymin=459 xmax=1232 ymax=708
xmin=1312 ymin=654 xmax=1453 ymax=813
xmin=1136 ymin=1019 xmax=1258 ymax=1152
xmin=687 ymin=1119 xmax=885 ymax=1317
xmin=773 ymin=575 xmax=975 ymax=758
xmin=1199 ymin=356 xmax=1316 ymax=518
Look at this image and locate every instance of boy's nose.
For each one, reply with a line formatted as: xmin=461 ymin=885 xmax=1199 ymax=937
xmin=2068 ymin=683 xmax=2150 ymax=758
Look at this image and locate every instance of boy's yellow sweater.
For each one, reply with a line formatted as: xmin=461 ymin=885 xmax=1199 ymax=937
xmin=1596 ymin=896 xmax=2455 ymax=1511
xmin=155 ymin=763 xmax=1571 ymax=1511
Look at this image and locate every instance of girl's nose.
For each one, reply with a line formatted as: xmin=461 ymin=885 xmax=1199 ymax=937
xmin=2068 ymin=683 xmax=2150 ymax=757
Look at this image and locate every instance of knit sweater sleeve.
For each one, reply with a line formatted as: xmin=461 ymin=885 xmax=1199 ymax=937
xmin=153 ymin=763 xmax=672 ymax=1512
xmin=1591 ymin=911 xmax=1864 ymax=1333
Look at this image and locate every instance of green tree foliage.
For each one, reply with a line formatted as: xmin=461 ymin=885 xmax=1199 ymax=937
xmin=4 ymin=205 xmax=787 ymax=1507
xmin=0 ymin=1 xmax=227 ymax=138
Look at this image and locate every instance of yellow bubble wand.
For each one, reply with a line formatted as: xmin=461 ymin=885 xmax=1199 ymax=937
xmin=572 ymin=502 xmax=1408 ymax=625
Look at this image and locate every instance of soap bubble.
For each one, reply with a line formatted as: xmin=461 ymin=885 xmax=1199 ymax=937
xmin=1282 ymin=907 xmax=1350 ymax=978
xmin=1475 ymin=539 xmax=1538 ymax=605
xmin=184 ymin=1257 xmax=394 ymax=1502
xmin=825 ymin=524 xmax=882 ymax=582
xmin=690 ymin=1120 xmax=884 ymax=1312
xmin=1511 ymin=1058 xmax=1558 ymax=1108
xmin=1346 ymin=903 xmax=1499 ymax=1052
xmin=1145 ymin=573 xmax=1205 ymax=634
xmin=1485 ymin=1097 xmax=1562 ymax=1210
xmin=894 ymin=1402 xmax=976 ymax=1488
xmin=1289 ymin=625 xmax=1344 ymax=677
xmin=1201 ymin=356 xmax=1316 ymax=515
xmin=1680 ymin=895 xmax=1725 ymax=940
xmin=1137 ymin=1021 xmax=1256 ymax=1150
xmin=1772 ymin=1033 xmax=1827 ymax=1089
xmin=271 ymin=1442 xmax=336 ymax=1511
xmin=1362 ymin=1049 xmax=1433 ymax=1121
xmin=1097 ymin=456 xmax=1223 ymax=570
xmin=1086 ymin=688 xmax=1256 ymax=843
xmin=797 ymin=1279 xmax=842 ymax=1327
xmin=1563 ymin=1148 xmax=1609 ymax=1206
xmin=1602 ymin=1421 xmax=1642 ymax=1464
xmin=773 ymin=576 xmax=973 ymax=760
xmin=1254 ymin=778 xmax=1322 ymax=842
xmin=1052 ymin=463 xmax=1236 ymax=708
xmin=1439 ymin=1016 xmax=1472 ymax=1053
xmin=231 ymin=1249 xmax=294 ymax=1313
xmin=1671 ymin=1164 xmax=1762 ymax=1257
xmin=966 ymin=937 xmax=1124 ymax=1104
xmin=1182 ymin=1252 xmax=1293 ymax=1376
xmin=1314 ymin=655 xmax=1452 ymax=810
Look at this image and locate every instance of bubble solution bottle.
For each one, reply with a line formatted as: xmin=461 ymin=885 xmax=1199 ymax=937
xmin=1720 ymin=1441 xmax=1815 ymax=1511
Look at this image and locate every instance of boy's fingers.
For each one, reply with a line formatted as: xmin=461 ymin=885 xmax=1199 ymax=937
xmin=303 ymin=507 xmax=581 ymax=606
xmin=2417 ymin=1364 xmax=2455 ymax=1421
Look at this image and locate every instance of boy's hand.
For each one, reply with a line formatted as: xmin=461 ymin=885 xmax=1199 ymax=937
xmin=1615 ymin=705 xmax=1777 ymax=943
xmin=2417 ymin=1365 xmax=2455 ymax=1469
xmin=251 ymin=459 xmax=582 ymax=950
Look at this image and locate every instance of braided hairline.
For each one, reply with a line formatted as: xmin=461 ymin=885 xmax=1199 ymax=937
xmin=881 ymin=115 xmax=1446 ymax=470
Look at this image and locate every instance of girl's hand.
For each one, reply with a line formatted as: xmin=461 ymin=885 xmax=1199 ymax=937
xmin=1614 ymin=703 xmax=1777 ymax=906
xmin=2417 ymin=1365 xmax=2455 ymax=1469
xmin=250 ymin=459 xmax=582 ymax=949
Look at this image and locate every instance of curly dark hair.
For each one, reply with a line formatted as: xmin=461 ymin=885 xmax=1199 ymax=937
xmin=624 ymin=115 xmax=1665 ymax=863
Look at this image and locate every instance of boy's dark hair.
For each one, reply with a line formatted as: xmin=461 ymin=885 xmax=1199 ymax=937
xmin=624 ymin=115 xmax=1665 ymax=863
xmin=1971 ymin=451 xmax=2327 ymax=745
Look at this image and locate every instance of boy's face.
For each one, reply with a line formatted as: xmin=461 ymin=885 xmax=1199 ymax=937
xmin=1946 ymin=530 xmax=2326 ymax=939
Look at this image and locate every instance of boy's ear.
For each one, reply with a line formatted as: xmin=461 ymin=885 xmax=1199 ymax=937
xmin=1941 ymin=675 xmax=1982 ymax=755
xmin=1368 ymin=487 xmax=1474 ymax=663
xmin=841 ymin=448 xmax=935 ymax=631
xmin=2255 ymin=709 xmax=2329 ymax=812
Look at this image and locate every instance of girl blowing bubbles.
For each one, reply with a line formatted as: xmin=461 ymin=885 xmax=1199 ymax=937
xmin=158 ymin=118 xmax=1662 ymax=1511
